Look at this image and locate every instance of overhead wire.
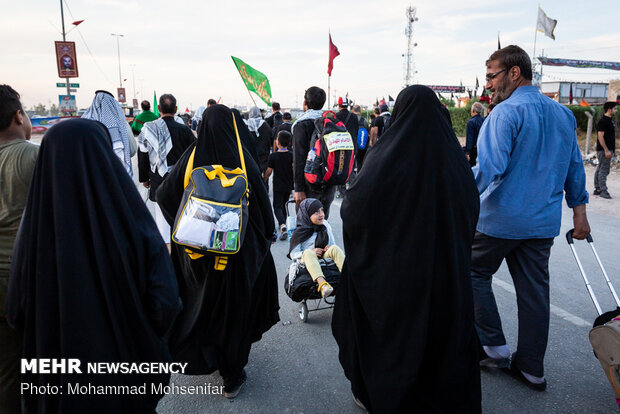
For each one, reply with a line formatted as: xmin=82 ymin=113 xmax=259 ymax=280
xmin=62 ymin=0 xmax=116 ymax=88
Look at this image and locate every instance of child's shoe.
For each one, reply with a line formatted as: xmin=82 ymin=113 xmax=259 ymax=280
xmin=279 ymin=224 xmax=288 ymax=241
xmin=317 ymin=280 xmax=334 ymax=298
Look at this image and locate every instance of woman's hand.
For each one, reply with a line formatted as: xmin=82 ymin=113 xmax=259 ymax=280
xmin=314 ymin=248 xmax=324 ymax=257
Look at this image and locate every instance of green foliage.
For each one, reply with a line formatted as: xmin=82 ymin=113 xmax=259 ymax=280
xmin=49 ymin=104 xmax=59 ymax=117
xmin=449 ymin=103 xmax=620 ymax=137
xmin=565 ymin=106 xmax=600 ymax=132
xmin=447 ymin=107 xmax=471 ymax=136
xmin=438 ymin=96 xmax=455 ymax=108
xmin=31 ymin=103 xmax=47 ymax=116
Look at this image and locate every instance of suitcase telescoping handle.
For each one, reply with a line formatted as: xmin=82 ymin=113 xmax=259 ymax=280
xmin=566 ymin=229 xmax=620 ymax=316
xmin=285 ymin=199 xmax=296 ymax=218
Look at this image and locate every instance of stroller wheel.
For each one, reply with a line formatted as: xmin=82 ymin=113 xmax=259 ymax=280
xmin=299 ymin=301 xmax=308 ymax=323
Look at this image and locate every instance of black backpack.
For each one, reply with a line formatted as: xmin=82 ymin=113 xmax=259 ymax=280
xmin=304 ymin=111 xmax=355 ymax=186
xmin=381 ymin=113 xmax=391 ymax=134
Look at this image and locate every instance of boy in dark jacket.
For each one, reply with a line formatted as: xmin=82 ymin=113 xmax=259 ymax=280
xmin=292 ymin=86 xmax=337 ymax=218
xmin=264 ymin=130 xmax=294 ymax=240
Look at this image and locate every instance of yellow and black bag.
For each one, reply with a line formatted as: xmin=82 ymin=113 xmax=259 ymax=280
xmin=171 ymin=114 xmax=248 ymax=270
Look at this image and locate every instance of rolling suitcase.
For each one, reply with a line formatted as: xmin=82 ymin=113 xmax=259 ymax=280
xmin=285 ymin=200 xmax=296 ymax=240
xmin=566 ymin=229 xmax=620 ymax=407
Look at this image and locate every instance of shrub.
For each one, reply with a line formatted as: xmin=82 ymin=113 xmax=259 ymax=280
xmin=447 ymin=107 xmax=471 ymax=136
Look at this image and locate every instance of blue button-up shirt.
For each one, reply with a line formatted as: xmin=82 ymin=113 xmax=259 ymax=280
xmin=473 ymin=85 xmax=588 ymax=239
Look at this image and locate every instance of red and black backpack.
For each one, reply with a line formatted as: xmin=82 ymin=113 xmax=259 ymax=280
xmin=304 ymin=111 xmax=355 ymax=186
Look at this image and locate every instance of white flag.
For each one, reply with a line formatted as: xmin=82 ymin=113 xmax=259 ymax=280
xmin=537 ymin=7 xmax=557 ymax=40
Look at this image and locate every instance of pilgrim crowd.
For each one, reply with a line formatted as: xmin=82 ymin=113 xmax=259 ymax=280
xmin=1 ymin=44 xmax=607 ymax=413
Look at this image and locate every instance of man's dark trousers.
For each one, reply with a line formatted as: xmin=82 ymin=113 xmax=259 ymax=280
xmin=273 ymin=190 xmax=290 ymax=227
xmin=594 ymin=151 xmax=611 ymax=193
xmin=468 ymin=146 xmax=477 ymax=167
xmin=303 ymin=185 xmax=336 ymax=219
xmin=470 ymin=232 xmax=554 ymax=377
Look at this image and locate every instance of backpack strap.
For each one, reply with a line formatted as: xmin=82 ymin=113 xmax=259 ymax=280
xmin=231 ymin=113 xmax=247 ymax=176
xmin=180 ymin=115 xmax=247 ymax=269
xmin=183 ymin=147 xmax=196 ymax=188
xmin=183 ymin=113 xmax=246 ymax=188
xmin=344 ymin=111 xmax=352 ymax=126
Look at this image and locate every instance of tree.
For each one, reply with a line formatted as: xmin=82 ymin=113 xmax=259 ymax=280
xmin=49 ymin=104 xmax=60 ymax=117
xmin=32 ymin=103 xmax=47 ymax=116
xmin=438 ymin=96 xmax=455 ymax=108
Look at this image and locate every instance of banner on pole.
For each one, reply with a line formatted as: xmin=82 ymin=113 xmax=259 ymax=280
xmin=117 ymin=88 xmax=126 ymax=103
xmin=55 ymin=41 xmax=79 ymax=78
xmin=59 ymin=95 xmax=77 ymax=114
xmin=426 ymin=85 xmax=466 ymax=93
xmin=231 ymin=56 xmax=272 ymax=105
xmin=538 ymin=57 xmax=620 ymax=71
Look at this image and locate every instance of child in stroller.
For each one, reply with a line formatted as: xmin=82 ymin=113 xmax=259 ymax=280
xmin=288 ymin=198 xmax=345 ymax=298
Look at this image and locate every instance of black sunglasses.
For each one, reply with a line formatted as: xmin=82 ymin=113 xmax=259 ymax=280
xmin=485 ymin=69 xmax=507 ymax=81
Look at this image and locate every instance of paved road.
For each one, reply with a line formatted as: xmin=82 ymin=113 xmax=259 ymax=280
xmin=30 ymin=133 xmax=620 ymax=412
xmin=153 ymin=180 xmax=620 ymax=414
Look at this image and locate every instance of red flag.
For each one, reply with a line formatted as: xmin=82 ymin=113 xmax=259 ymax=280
xmin=327 ymin=34 xmax=340 ymax=76
xmin=72 ymin=20 xmax=84 ymax=26
xmin=569 ymin=83 xmax=573 ymax=104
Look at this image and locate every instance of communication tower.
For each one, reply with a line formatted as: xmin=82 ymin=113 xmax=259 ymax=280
xmin=403 ymin=6 xmax=419 ymax=87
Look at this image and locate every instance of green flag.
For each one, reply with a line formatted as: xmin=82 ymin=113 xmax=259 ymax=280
xmin=231 ymin=56 xmax=272 ymax=106
xmin=153 ymin=91 xmax=159 ymax=116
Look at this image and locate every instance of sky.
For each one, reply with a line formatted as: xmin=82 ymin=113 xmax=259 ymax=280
xmin=3 ymin=0 xmax=620 ymax=111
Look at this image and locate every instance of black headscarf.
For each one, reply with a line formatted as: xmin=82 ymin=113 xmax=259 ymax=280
xmin=331 ymin=85 xmax=481 ymax=413
xmin=6 ymin=118 xmax=180 ymax=413
xmin=231 ymin=108 xmax=260 ymax=166
xmin=156 ymin=104 xmax=279 ymax=381
xmin=288 ymin=198 xmax=329 ymax=256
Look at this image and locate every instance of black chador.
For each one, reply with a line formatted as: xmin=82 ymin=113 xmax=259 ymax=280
xmin=7 ymin=119 xmax=180 ymax=413
xmin=332 ymin=85 xmax=482 ymax=413
xmin=156 ymin=105 xmax=279 ymax=389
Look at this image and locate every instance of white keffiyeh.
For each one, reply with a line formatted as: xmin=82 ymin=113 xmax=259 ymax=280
xmin=137 ymin=118 xmax=173 ymax=177
xmin=82 ymin=92 xmax=133 ymax=177
xmin=244 ymin=106 xmax=264 ymax=134
xmin=291 ymin=109 xmax=323 ymax=134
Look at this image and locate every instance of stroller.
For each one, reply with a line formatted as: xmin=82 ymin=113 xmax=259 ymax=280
xmin=283 ymin=200 xmax=340 ymax=322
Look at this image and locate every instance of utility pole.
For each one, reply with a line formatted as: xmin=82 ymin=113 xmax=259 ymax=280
xmin=59 ymin=0 xmax=70 ymax=97
xmin=129 ymin=64 xmax=136 ymax=102
xmin=111 ymin=33 xmax=124 ymax=88
xmin=403 ymin=6 xmax=419 ymax=88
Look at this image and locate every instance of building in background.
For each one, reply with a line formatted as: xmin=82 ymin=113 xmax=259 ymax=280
xmin=541 ymin=82 xmax=608 ymax=105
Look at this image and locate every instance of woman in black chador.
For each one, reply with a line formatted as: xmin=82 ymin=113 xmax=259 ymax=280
xmin=6 ymin=119 xmax=180 ymax=413
xmin=331 ymin=85 xmax=481 ymax=413
xmin=156 ymin=104 xmax=280 ymax=398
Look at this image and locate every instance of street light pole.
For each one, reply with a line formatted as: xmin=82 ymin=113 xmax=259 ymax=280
xmin=129 ymin=64 xmax=136 ymax=104
xmin=60 ymin=0 xmax=70 ymax=98
xmin=111 ymin=33 xmax=124 ymax=89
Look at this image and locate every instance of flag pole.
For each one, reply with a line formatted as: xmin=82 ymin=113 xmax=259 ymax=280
xmin=328 ymin=75 xmax=331 ymax=109
xmin=533 ymin=6 xmax=539 ymax=61
xmin=246 ymin=89 xmax=258 ymax=107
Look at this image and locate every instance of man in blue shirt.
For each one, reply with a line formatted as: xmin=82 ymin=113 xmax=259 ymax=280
xmin=471 ymin=45 xmax=590 ymax=391
xmin=464 ymin=102 xmax=484 ymax=166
